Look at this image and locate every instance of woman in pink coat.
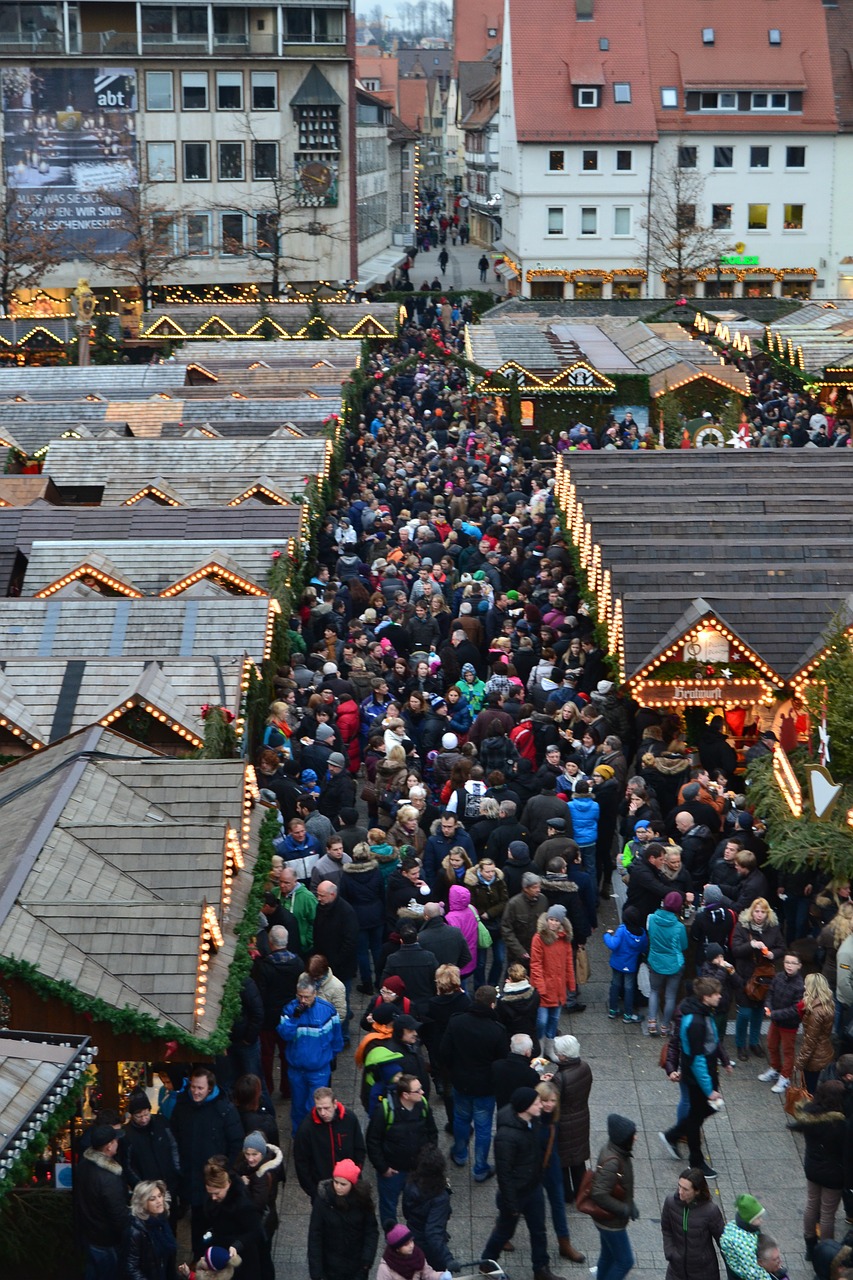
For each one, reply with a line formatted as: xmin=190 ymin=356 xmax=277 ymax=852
xmin=445 ymin=884 xmax=478 ymax=978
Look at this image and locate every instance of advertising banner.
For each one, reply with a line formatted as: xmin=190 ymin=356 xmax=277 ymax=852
xmin=2 ymin=66 xmax=137 ymax=251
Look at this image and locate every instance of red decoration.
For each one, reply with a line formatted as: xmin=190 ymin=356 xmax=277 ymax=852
xmin=200 ymin=705 xmax=234 ymax=723
xmin=164 ymin=1039 xmax=178 ymax=1061
xmin=271 ymin=550 xmax=282 ymax=560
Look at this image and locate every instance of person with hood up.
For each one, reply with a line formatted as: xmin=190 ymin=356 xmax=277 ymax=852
xmin=660 ymin=1167 xmax=724 ymax=1280
xmin=444 ymin=883 xmax=478 ymax=980
xmin=307 ymin=1159 xmax=379 ymax=1280
xmin=604 ymin=905 xmax=647 ymax=1023
xmin=646 ymin=892 xmax=688 ymax=1037
xmin=719 ymin=1194 xmax=768 ymax=1280
xmin=479 ymin=719 xmax=521 ymax=776
xmin=503 ymin=839 xmax=535 ymax=898
xmin=455 ymin=663 xmax=486 ymax=714
xmin=233 ymin=1131 xmax=283 ymax=1239
xmin=530 ymin=905 xmax=579 ymax=1055
xmin=377 ymin=1221 xmax=450 ymax=1280
xmin=659 ymin=976 xmax=731 ymax=1179
xmin=368 ymin=827 xmax=402 ymax=886
xmin=588 ymin=1113 xmax=639 ymax=1280
xmin=691 ymin=886 xmax=737 ymax=965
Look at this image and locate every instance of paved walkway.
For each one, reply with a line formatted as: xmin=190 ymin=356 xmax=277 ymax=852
xmin=270 ymin=896 xmax=812 ymax=1280
xmin=409 ymin=239 xmax=508 ymax=296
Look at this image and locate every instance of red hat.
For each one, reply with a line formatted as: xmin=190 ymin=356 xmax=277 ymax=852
xmin=333 ymin=1159 xmax=361 ymax=1184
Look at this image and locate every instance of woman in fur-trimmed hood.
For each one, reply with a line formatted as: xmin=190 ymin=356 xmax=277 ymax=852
xmin=233 ymin=1132 xmax=283 ymax=1238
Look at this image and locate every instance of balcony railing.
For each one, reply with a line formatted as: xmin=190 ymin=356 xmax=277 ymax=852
xmin=0 ymin=30 xmax=64 ymax=52
xmin=78 ymin=30 xmax=139 ymax=54
xmin=141 ymin=33 xmax=210 ymax=53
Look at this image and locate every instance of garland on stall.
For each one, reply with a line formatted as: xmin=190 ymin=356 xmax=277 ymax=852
xmin=555 ymin=510 xmax=617 ymax=681
xmin=746 ymin=753 xmax=853 ymax=880
xmin=198 ymin=705 xmax=238 ymax=759
xmin=0 ymin=808 xmax=274 ymax=1055
xmin=0 ymin=1088 xmax=81 ymax=1212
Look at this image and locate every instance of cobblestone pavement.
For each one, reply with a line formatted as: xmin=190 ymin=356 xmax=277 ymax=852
xmin=270 ymin=892 xmax=812 ymax=1280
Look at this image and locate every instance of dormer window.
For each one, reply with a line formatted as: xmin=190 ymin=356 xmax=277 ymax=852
xmin=752 ymin=91 xmax=788 ymax=110
xmin=487 ymin=26 xmax=498 ymax=36
xmin=577 ymin=87 xmax=599 ymax=107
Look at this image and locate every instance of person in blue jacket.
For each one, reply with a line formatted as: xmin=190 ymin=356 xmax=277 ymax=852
xmin=604 ymin=905 xmax=647 ymax=1023
xmin=567 ymin=780 xmax=600 ymax=893
xmin=279 ymin=975 xmax=344 ymax=1135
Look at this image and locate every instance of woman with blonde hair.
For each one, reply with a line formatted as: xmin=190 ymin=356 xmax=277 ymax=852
xmin=818 ymin=900 xmax=853 ymax=1002
xmin=263 ymin=700 xmax=293 ymax=754
xmin=794 ymin=972 xmax=836 ymax=1093
xmin=731 ymin=897 xmax=785 ymax=1060
xmin=122 ymin=1179 xmax=177 ymax=1280
xmin=536 ymin=1082 xmax=585 ymax=1262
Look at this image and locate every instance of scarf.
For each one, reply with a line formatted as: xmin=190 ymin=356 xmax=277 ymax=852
xmin=382 ymin=1244 xmax=427 ymax=1280
xmin=145 ymin=1213 xmax=176 ymax=1262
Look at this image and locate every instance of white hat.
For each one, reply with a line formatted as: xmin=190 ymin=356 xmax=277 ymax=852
xmin=323 ymin=662 xmax=338 ymax=675
xmin=597 ymin=680 xmax=614 ymax=695
xmin=553 ymin=1034 xmax=580 ymax=1060
xmin=441 ymin=732 xmax=458 ymax=750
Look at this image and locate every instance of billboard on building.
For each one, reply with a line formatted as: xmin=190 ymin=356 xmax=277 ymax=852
xmin=2 ymin=66 xmax=137 ymax=252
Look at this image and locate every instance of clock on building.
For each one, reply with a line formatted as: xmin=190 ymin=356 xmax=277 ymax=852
xmin=298 ymin=159 xmax=333 ymax=201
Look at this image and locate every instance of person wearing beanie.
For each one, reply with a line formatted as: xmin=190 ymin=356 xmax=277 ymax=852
xmin=530 ymin=906 xmax=582 ymax=1059
xmin=479 ymin=1085 xmax=564 ymax=1280
xmin=378 ymin=1220 xmax=450 ymax=1280
xmin=588 ymin=1113 xmax=638 ymax=1277
xmin=307 ymin=1153 xmax=379 ymax=1280
xmin=123 ymin=1092 xmax=180 ymax=1211
xmin=319 ymin=746 xmax=357 ymax=821
xmin=604 ymin=905 xmax=648 ymax=1023
xmin=551 ymin=1037 xmax=593 ymax=1208
xmin=696 ymin=943 xmax=737 ymax=1045
xmin=233 ymin=1129 xmax=284 ymax=1237
xmin=646 ymin=890 xmax=688 ymax=1037
xmin=659 ymin=975 xmax=731 ymax=1179
xmin=691 ymin=886 xmax=737 ymax=968
xmin=720 ymin=1194 xmax=767 ymax=1280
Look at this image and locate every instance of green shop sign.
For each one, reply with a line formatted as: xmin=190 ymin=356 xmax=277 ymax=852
xmin=720 ymin=254 xmax=759 ymax=266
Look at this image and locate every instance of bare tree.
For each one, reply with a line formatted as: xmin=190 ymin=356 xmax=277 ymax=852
xmin=0 ymin=186 xmax=66 ymax=314
xmin=78 ymin=175 xmax=192 ymax=309
xmin=640 ymin=150 xmax=734 ymax=296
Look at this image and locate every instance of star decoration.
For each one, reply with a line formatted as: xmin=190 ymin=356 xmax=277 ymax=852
xmin=819 ymin=723 xmax=831 ymax=764
xmin=721 ymin=667 xmax=733 ymax=680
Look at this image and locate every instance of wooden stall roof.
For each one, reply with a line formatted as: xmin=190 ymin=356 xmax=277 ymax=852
xmin=0 ymin=365 xmax=187 ymax=399
xmin=0 ymin=726 xmax=256 ymax=1039
xmin=0 ymin=598 xmax=272 ymax=661
xmin=561 ymin=451 xmax=853 ymax=680
xmin=0 ymin=1030 xmax=92 ymax=1161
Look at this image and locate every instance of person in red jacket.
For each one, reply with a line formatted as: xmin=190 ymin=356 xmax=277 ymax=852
xmin=530 ymin=905 xmax=580 ymax=1054
xmin=336 ymin=695 xmax=362 ymax=772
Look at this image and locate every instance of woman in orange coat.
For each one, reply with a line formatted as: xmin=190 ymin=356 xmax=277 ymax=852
xmin=530 ymin=905 xmax=576 ymax=1050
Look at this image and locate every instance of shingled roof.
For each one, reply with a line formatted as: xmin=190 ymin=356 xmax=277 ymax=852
xmin=0 ymin=726 xmax=258 ymax=1042
xmin=558 ymin=451 xmax=853 ymax=681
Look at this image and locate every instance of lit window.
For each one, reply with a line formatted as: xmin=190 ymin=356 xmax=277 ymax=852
xmin=613 ymin=82 xmax=631 ymax=103
xmin=549 ymin=150 xmax=565 ymax=172
xmin=783 ymin=203 xmax=804 ymax=230
xmin=786 ymin=145 xmax=806 ymax=168
xmin=748 ymin=203 xmax=768 ymax=230
xmin=582 ymin=149 xmax=598 ymax=171
xmin=616 ymin=149 xmax=632 ymax=171
xmin=580 ymin=207 xmax=597 ymax=235
xmin=547 ymin=207 xmax=564 ymax=235
xmin=661 ymin=87 xmax=678 ymax=108
xmin=613 ymin=207 xmax=631 ymax=236
xmin=750 ymin=146 xmax=770 ymax=168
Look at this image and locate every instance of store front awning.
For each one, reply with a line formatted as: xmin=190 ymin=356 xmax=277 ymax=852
xmin=356 ymin=248 xmax=408 ymax=290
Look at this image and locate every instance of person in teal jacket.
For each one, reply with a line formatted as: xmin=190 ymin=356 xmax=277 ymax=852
xmin=646 ymin=891 xmax=688 ymax=1036
xmin=279 ymin=976 xmax=344 ymax=1135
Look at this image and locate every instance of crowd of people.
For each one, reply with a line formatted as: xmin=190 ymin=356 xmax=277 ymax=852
xmin=72 ymin=313 xmax=853 ymax=1280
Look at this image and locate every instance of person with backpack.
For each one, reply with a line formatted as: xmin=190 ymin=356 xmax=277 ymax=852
xmin=691 ymin=886 xmax=737 ymax=964
xmin=659 ymin=976 xmax=731 ymax=1179
xmin=366 ymin=1073 xmax=438 ymax=1225
xmin=446 ymin=764 xmax=489 ymax=827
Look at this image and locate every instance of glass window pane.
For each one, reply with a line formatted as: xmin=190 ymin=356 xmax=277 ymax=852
xmin=581 ymin=207 xmax=597 ymax=234
xmin=176 ymin=7 xmax=207 ymax=35
xmin=284 ymin=8 xmax=313 ymax=40
xmin=147 ymin=141 xmax=175 ymax=181
xmin=784 ymin=203 xmax=803 ymax=229
xmin=661 ymin=87 xmax=677 ymax=107
xmin=187 ymin=212 xmax=211 ymax=255
xmin=613 ymin=82 xmax=631 ymax=102
xmin=221 ymin=213 xmax=245 ymax=253
xmin=582 ymin=149 xmax=598 ymax=170
xmin=547 ymin=207 xmax=563 ymax=234
xmin=748 ymin=203 xmax=768 ymax=229
xmin=216 ymin=71 xmax=242 ymax=110
xmin=257 ymin=212 xmax=278 ymax=254
xmin=549 ymin=150 xmax=564 ymax=171
xmin=252 ymin=71 xmax=277 ymax=110
xmin=614 ymin=207 xmax=631 ymax=235
xmin=786 ymin=146 xmax=805 ymax=168
xmin=678 ymin=147 xmax=697 ymax=169
xmin=146 ymin=70 xmax=173 ymax=111
xmin=616 ymin=149 xmax=632 ymax=171
xmin=713 ymin=146 xmax=733 ymax=168
xmin=253 ymin=141 xmax=277 ymax=179
xmin=141 ymin=7 xmax=171 ymax=35
xmin=183 ymin=142 xmax=209 ymax=180
xmin=750 ymin=146 xmax=770 ymax=168
xmin=181 ymin=71 xmax=208 ymax=110
xmin=218 ymin=142 xmax=244 ymax=180
xmin=712 ymin=203 xmax=732 ymax=229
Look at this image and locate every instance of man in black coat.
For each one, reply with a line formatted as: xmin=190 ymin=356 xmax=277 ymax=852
xmin=169 ymin=1067 xmax=244 ymax=1253
xmin=625 ymin=843 xmax=671 ymax=921
xmin=381 ymin=923 xmax=439 ymax=1017
xmin=252 ymin=924 xmax=303 ymax=1094
xmin=318 ymin=751 xmax=357 ymax=820
xmin=312 ymin=881 xmax=360 ymax=1044
xmin=366 ymin=1073 xmax=438 ymax=1224
xmin=492 ymin=1034 xmax=541 ymax=1108
xmin=418 ymin=901 xmax=472 ymax=969
xmin=123 ymin=1094 xmax=180 ymax=1206
xmin=480 ymin=1089 xmax=565 ymax=1279
xmin=75 ymin=1124 xmax=130 ymax=1276
xmin=440 ymin=985 xmax=510 ymax=1180
xmin=293 ymin=1084 xmax=366 ymax=1200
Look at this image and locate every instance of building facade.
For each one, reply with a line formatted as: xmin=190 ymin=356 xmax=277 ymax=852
xmin=0 ymin=0 xmax=357 ymax=300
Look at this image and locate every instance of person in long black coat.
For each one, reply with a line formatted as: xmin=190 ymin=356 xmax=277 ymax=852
xmin=697 ymin=717 xmax=738 ymax=787
xmin=197 ymin=1162 xmax=270 ymax=1280
xmin=308 ymin=1168 xmax=379 ymax=1280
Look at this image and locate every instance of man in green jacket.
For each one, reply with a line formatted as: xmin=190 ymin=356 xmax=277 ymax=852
xmin=279 ymin=865 xmax=317 ymax=951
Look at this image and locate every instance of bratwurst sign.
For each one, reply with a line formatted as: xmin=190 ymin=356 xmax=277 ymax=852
xmin=2 ymin=66 xmax=137 ymax=251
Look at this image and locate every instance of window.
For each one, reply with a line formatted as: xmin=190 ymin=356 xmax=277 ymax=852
xmin=183 ymin=142 xmax=209 ymax=181
xmin=661 ymin=87 xmax=678 ymax=108
xmin=578 ymin=87 xmax=599 ymax=107
xmin=213 ymin=6 xmax=247 ymax=46
xmin=613 ymin=82 xmax=631 ymax=103
xmin=702 ymin=27 xmax=715 ymax=43
xmin=784 ymin=203 xmax=804 ymax=229
xmin=769 ymin=27 xmax=781 ymax=43
xmin=181 ymin=71 xmax=208 ymax=110
xmin=712 ymin=203 xmax=732 ymax=229
xmin=700 ymin=92 xmax=736 ymax=110
xmin=748 ymin=203 xmax=769 ymax=230
xmin=713 ymin=146 xmax=733 ymax=168
xmin=615 ymin=149 xmax=632 ymax=171
xmin=676 ymin=203 xmax=696 ymax=229
xmin=487 ymin=25 xmax=497 ymax=36
xmin=253 ymin=141 xmax=277 ymax=179
xmin=752 ymin=91 xmax=788 ymax=110
xmin=400 ymin=148 xmax=411 ymax=171
xmin=786 ymin=145 xmax=806 ymax=168
xmin=221 ymin=212 xmax=245 ymax=254
xmin=146 ymin=70 xmax=173 ymax=111
xmin=147 ymin=141 xmax=175 ymax=181
xmin=218 ymin=142 xmax=244 ymax=180
xmin=580 ymin=206 xmax=597 ymax=235
xmin=216 ymin=71 xmax=242 ymax=110
xmin=750 ymin=145 xmax=770 ymax=168
xmin=678 ymin=146 xmax=697 ymax=168
xmin=547 ymin=207 xmax=564 ymax=235
xmin=582 ymin=149 xmax=598 ymax=171
xmin=186 ymin=212 xmax=211 ymax=255
xmin=257 ymin=212 xmax=278 ymax=255
xmin=152 ymin=213 xmax=177 ymax=252
xmin=613 ymin=206 xmax=631 ymax=236
xmin=549 ymin=150 xmax=565 ymax=171
xmin=599 ymin=37 xmax=609 ymax=50
xmin=251 ymin=71 xmax=277 ymax=110
xmin=283 ymin=7 xmax=344 ymax=42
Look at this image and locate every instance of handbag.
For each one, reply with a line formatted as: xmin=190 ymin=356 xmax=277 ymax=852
xmin=784 ymin=1069 xmax=812 ymax=1117
xmin=637 ymin=961 xmax=651 ymax=998
xmin=471 ymin=905 xmax=493 ymax=949
xmin=745 ymin=957 xmax=776 ymax=1004
xmin=576 ymin=945 xmax=590 ymax=985
xmin=575 ymin=1159 xmax=625 ymax=1222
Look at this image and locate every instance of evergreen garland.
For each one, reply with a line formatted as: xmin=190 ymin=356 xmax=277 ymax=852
xmin=198 ymin=707 xmax=238 ymax=759
xmin=0 ymin=1088 xmax=81 ymax=1210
